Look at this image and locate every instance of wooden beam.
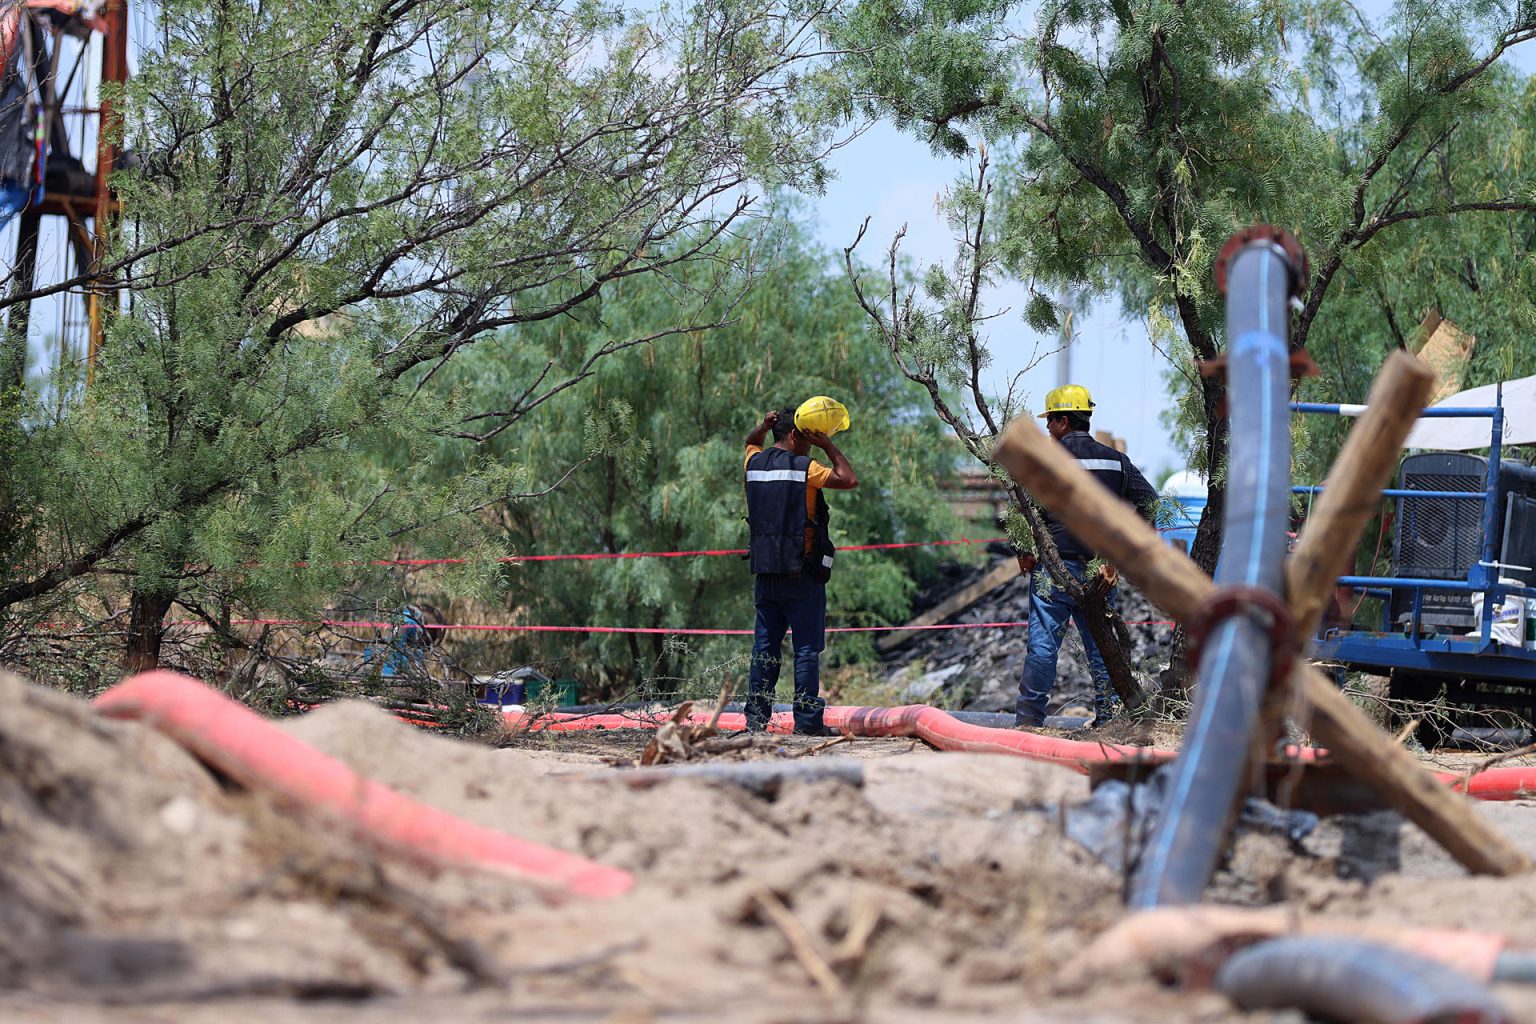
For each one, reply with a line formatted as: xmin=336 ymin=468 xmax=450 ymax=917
xmin=1411 ymin=311 xmax=1476 ymax=404
xmin=876 ymin=559 xmax=1019 ymax=652
xmin=1264 ymin=352 xmax=1436 ymax=754
xmin=992 ymin=412 xmax=1530 ymax=877
xmin=1286 ymin=352 xmax=1435 ymax=639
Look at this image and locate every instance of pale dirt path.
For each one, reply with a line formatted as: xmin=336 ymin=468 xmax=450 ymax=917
xmin=4 ymin=683 xmax=1536 ymax=1022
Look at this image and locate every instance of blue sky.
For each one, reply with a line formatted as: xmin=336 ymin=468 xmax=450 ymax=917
xmin=808 ymin=122 xmax=1184 ymax=474
xmin=806 ymin=12 xmax=1536 ymax=482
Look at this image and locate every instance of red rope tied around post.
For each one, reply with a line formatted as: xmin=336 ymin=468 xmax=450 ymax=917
xmin=1183 ymin=585 xmax=1299 ymax=691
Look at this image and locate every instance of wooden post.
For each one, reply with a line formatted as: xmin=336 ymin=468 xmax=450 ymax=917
xmin=1257 ymin=353 xmax=1431 ymax=740
xmin=1286 ymin=352 xmax=1435 ymax=638
xmin=992 ymin=409 xmax=1531 ymax=877
xmin=877 ymin=559 xmax=1019 ymax=652
xmin=1257 ymin=351 xmax=1429 ymax=754
xmin=1273 ymin=351 xmax=1525 ymax=874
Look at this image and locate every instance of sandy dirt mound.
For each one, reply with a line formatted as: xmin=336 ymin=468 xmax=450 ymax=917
xmin=5 ymin=682 xmax=1536 ymax=1022
xmin=0 ymin=674 xmax=539 ymax=1003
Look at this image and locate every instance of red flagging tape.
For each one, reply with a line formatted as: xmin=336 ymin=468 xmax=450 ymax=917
xmin=94 ymin=672 xmax=633 ymax=896
xmin=278 ymin=536 xmax=1005 ymax=570
xmin=161 ymin=618 xmax=1177 ymax=635
xmin=273 ymin=530 xmax=1193 ymax=570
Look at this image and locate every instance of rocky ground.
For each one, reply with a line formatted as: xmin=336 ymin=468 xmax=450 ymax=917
xmin=879 ymin=551 xmax=1172 ymax=715
xmin=4 ymin=668 xmax=1536 ymax=1023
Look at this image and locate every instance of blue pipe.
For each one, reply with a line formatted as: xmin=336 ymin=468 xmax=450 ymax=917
xmin=1475 ymin=389 xmax=1505 ymax=590
xmin=1335 ymin=576 xmax=1536 ymax=596
xmin=1215 ymin=936 xmax=1509 ymax=1021
xmin=1129 ymin=234 xmax=1298 ymax=908
xmin=1290 ymin=402 xmax=1499 ymax=418
xmin=1293 ymin=485 xmax=1486 ymax=500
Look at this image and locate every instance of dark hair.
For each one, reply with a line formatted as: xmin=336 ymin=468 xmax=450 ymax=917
xmin=1064 ymin=411 xmax=1092 ymax=433
xmin=771 ymin=406 xmax=797 ymax=442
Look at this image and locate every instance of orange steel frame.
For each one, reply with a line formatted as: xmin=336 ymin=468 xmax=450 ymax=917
xmin=13 ymin=0 xmax=127 ymax=387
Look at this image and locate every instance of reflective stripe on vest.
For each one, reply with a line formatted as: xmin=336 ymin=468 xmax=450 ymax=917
xmin=746 ymin=468 xmax=808 ymax=483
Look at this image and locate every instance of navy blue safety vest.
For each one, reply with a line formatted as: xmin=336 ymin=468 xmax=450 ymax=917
xmin=745 ymin=447 xmax=834 ymax=579
xmin=1047 ymin=431 xmax=1160 ymax=560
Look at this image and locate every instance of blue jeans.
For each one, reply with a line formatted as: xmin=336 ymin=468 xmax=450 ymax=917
xmin=1017 ymin=561 xmax=1118 ymax=725
xmin=747 ymin=572 xmax=826 ymax=731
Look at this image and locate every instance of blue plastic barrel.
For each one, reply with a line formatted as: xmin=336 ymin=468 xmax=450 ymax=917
xmin=1161 ymin=471 xmax=1208 ymax=553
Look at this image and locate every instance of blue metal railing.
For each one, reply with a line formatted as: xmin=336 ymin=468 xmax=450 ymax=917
xmin=1291 ymin=394 xmax=1508 ymax=646
xmin=1291 ymin=403 xmax=1501 ymax=419
xmin=1292 ymin=485 xmax=1485 ymax=500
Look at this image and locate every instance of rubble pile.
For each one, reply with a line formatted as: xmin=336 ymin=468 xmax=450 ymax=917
xmin=880 ymin=552 xmax=1174 ymax=714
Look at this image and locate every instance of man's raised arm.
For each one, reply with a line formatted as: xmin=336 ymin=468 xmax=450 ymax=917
xmin=805 ymin=431 xmax=857 ymax=489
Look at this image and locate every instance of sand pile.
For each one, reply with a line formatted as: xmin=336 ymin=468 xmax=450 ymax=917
xmin=0 ymin=672 xmax=539 ymax=1003
xmin=280 ymin=702 xmax=1126 ymax=1011
xmin=5 ymin=672 xmax=1536 ymax=1022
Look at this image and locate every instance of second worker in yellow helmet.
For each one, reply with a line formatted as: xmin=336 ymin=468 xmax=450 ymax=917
xmin=1017 ymin=384 xmax=1158 ymax=728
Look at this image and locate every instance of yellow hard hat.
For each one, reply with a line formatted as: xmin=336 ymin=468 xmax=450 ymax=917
xmin=1038 ymin=384 xmax=1095 ymax=419
xmin=794 ymin=395 xmax=851 ymax=436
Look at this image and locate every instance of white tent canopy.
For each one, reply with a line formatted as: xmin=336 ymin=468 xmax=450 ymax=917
xmin=1401 ymin=373 xmax=1536 ymax=451
xmin=1160 ymin=470 xmax=1208 ymax=498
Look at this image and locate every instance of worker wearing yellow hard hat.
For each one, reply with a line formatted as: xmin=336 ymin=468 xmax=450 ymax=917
xmin=741 ymin=397 xmax=859 ymax=736
xmin=793 ymin=395 xmax=850 ymax=436
xmin=1018 ymin=383 xmax=1159 ymax=731
xmin=1037 ymin=383 xmax=1095 ymax=420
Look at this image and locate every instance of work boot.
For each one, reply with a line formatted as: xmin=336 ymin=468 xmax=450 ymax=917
xmin=1088 ymin=704 xmax=1122 ymax=730
xmin=794 ymin=722 xmax=839 ymax=737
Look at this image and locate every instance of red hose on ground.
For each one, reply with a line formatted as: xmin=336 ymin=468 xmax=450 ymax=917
xmin=95 ymin=672 xmax=633 ymax=898
xmin=505 ymin=705 xmax=1171 ymax=769
xmin=504 ymin=704 xmax=1536 ymax=800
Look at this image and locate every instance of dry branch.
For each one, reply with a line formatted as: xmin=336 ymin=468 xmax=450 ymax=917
xmin=751 ymin=886 xmax=846 ymax=999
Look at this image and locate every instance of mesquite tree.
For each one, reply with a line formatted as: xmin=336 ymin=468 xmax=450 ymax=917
xmin=429 ymin=219 xmax=958 ymax=695
xmin=844 ymin=148 xmax=1150 ymax=708
xmin=0 ymin=0 xmax=840 ymax=677
xmin=830 ymin=0 xmax=1536 ymax=688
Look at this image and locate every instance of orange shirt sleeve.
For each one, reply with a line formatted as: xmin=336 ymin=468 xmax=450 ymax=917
xmin=744 ymin=444 xmax=762 ymax=469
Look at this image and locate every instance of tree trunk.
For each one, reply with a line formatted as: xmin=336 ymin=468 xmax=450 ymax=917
xmin=1163 ymin=369 xmax=1230 ymax=697
xmin=1008 ymin=483 xmax=1147 ymax=710
xmin=1080 ymin=565 xmax=1145 ymax=710
xmin=125 ymin=586 xmax=175 ymax=674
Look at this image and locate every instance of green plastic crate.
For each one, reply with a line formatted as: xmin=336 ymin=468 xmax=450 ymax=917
xmin=523 ymin=677 xmax=578 ymax=706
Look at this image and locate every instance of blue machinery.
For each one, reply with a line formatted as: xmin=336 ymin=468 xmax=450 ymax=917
xmin=1294 ymin=395 xmax=1536 ymax=713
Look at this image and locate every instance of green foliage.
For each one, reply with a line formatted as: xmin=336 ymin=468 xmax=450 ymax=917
xmin=0 ymin=0 xmax=836 ymax=667
xmin=829 ymin=0 xmax=1535 ymax=576
xmin=1297 ymin=72 xmax=1536 ymax=468
xmin=422 ymin=218 xmax=960 ymax=697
